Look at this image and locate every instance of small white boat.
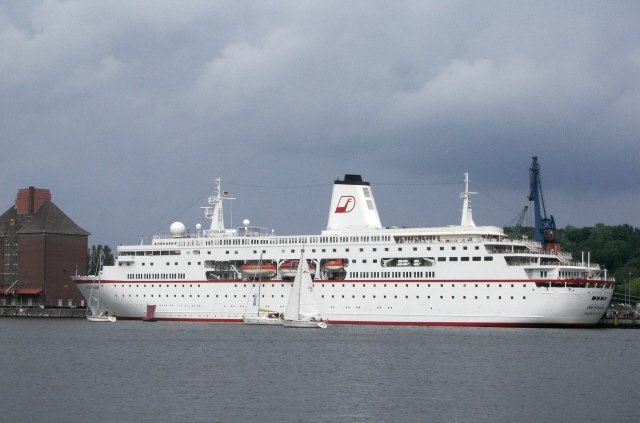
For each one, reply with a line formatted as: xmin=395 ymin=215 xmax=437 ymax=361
xmin=85 ymin=254 xmax=116 ymax=323
xmin=243 ymin=255 xmax=283 ymax=325
xmin=282 ymin=250 xmax=327 ymax=329
xmin=243 ymin=311 xmax=283 ymax=325
xmin=282 ymin=318 xmax=327 ymax=329
xmin=87 ymin=313 xmax=116 ymax=323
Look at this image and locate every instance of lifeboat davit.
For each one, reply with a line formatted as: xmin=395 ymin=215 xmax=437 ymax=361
xmin=323 ymin=259 xmax=347 ymax=271
xmin=279 ymin=260 xmax=316 ymax=278
xmin=239 ymin=263 xmax=277 ymax=278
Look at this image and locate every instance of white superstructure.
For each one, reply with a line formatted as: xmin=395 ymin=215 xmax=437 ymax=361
xmin=74 ymin=174 xmax=614 ymax=327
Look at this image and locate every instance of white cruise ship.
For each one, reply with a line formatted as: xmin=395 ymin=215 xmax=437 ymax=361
xmin=74 ymin=171 xmax=614 ymax=327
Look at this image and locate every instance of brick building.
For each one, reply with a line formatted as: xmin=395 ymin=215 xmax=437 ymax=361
xmin=0 ymin=187 xmax=89 ymax=307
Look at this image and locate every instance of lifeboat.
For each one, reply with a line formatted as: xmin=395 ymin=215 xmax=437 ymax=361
xmin=239 ymin=263 xmax=277 ymax=278
xmin=279 ymin=260 xmax=316 ymax=278
xmin=323 ymin=259 xmax=347 ymax=271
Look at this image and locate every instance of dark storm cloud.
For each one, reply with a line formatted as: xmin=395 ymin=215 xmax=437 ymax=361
xmin=1 ymin=1 xmax=638 ymax=247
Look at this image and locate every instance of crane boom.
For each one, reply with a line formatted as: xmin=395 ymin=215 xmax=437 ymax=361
xmin=528 ymin=156 xmax=556 ymax=248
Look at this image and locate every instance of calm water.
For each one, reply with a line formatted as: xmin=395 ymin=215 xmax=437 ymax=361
xmin=1 ymin=319 xmax=638 ymax=423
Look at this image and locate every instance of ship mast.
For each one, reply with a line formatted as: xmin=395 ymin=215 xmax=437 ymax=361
xmin=201 ymin=178 xmax=235 ymax=234
xmin=460 ymin=172 xmax=476 ymax=227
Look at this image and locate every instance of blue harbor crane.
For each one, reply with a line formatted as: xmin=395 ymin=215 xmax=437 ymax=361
xmin=528 ymin=156 xmax=557 ymax=249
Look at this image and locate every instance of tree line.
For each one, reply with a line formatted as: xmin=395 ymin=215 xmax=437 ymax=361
xmin=86 ymin=245 xmax=114 ymax=275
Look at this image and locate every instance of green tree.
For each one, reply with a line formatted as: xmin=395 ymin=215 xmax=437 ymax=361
xmin=87 ymin=245 xmax=114 ymax=275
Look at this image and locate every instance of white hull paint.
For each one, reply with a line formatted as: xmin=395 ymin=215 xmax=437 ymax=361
xmin=74 ymin=175 xmax=614 ymax=327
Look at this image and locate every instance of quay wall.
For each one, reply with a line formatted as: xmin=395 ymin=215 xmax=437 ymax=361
xmin=0 ymin=307 xmax=86 ymax=318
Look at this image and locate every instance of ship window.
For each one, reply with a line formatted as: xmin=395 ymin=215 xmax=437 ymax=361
xmin=461 ymin=257 xmax=469 ymax=262
xmin=449 ymin=257 xmax=458 ymax=261
xmin=484 ymin=257 xmax=493 ymax=261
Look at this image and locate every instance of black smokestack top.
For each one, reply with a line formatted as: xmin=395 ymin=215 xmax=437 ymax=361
xmin=334 ymin=174 xmax=370 ymax=186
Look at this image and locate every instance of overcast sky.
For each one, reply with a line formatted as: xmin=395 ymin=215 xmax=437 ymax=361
xmin=2 ymin=1 xmax=639 ymax=248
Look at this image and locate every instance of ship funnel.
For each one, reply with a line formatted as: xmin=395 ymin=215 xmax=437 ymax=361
xmin=326 ymin=174 xmax=382 ymax=231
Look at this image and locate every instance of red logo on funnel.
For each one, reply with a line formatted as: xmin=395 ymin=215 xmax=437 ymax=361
xmin=335 ymin=196 xmax=356 ymax=213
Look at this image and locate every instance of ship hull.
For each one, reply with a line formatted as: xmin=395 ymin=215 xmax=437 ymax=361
xmin=75 ymin=277 xmax=612 ymax=327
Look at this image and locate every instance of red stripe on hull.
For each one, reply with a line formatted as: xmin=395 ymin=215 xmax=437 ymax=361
xmin=327 ymin=320 xmax=596 ymax=328
xmin=75 ymin=278 xmax=614 ymax=286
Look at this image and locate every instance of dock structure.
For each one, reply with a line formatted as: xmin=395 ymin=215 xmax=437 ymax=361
xmin=0 ymin=306 xmax=86 ymax=318
xmin=598 ymin=317 xmax=639 ymax=328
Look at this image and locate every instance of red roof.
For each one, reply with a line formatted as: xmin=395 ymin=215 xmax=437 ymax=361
xmin=0 ymin=288 xmax=43 ymax=296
